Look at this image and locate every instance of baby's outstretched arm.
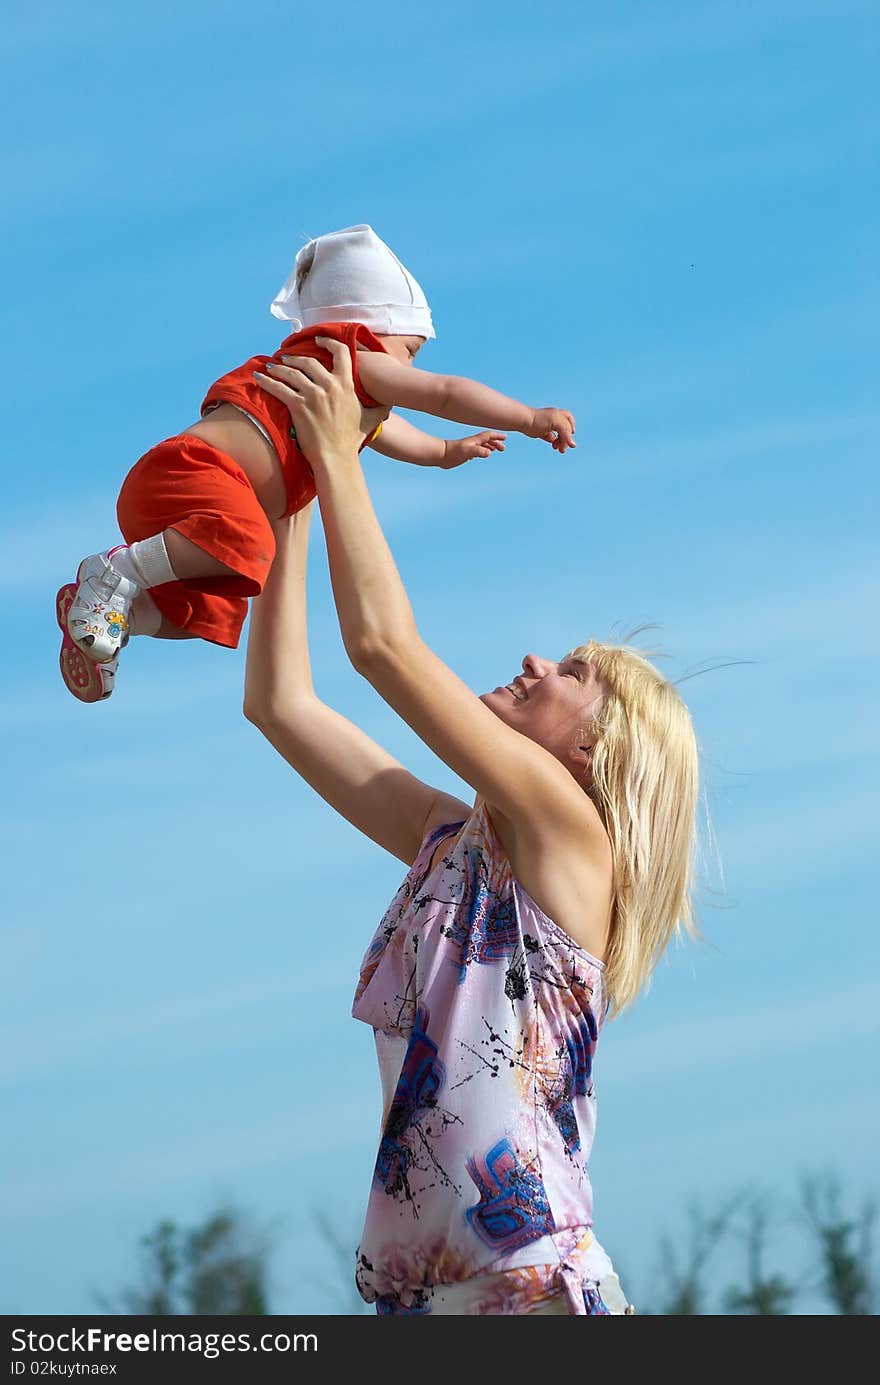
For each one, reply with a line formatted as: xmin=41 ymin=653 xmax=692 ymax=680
xmin=352 ymin=350 xmax=576 ymax=454
xmin=368 ymin=413 xmax=507 ymax=470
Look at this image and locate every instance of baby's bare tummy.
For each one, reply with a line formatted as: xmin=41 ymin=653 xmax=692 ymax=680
xmin=181 ymin=403 xmax=288 ymax=521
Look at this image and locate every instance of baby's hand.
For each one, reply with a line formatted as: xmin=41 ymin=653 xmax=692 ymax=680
xmin=526 ymin=407 xmax=577 ymax=453
xmin=441 ymin=431 xmax=507 ymax=470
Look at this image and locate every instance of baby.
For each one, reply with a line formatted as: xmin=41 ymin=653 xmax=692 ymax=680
xmin=57 ymin=224 xmax=576 ymax=702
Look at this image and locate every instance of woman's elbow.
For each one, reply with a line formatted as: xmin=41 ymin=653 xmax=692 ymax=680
xmin=344 ymin=634 xmax=377 ymax=678
xmin=243 ymin=689 xmax=323 ymax=734
xmin=243 ymin=697 xmax=270 ymax=731
xmin=242 ymin=695 xmax=293 ymax=734
xmin=346 ymin=633 xmax=411 ymax=687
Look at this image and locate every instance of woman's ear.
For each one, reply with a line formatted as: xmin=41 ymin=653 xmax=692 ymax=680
xmin=570 ymin=716 xmax=600 ymax=782
xmin=569 ymin=740 xmax=595 ymax=776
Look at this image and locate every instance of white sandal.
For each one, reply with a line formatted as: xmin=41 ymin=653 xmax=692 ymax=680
xmin=64 ymin=551 xmax=139 ymax=663
xmin=56 ymin=581 xmax=119 ymax=702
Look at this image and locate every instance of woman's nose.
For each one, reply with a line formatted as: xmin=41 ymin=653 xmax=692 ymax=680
xmin=522 ymin=653 xmax=553 ymax=678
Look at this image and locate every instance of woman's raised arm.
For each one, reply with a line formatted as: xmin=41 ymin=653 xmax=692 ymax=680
xmin=243 ymin=501 xmax=469 ymax=866
xmin=254 ymin=344 xmax=602 ymax=856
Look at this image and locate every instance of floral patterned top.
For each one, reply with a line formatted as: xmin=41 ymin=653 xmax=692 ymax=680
xmin=351 ymin=801 xmax=616 ymax=1315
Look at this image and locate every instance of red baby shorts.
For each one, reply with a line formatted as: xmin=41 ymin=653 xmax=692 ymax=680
xmin=116 ymin=433 xmax=276 ymax=649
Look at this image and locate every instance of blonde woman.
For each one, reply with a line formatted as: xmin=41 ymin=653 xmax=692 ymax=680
xmin=244 ymin=339 xmax=700 ymax=1316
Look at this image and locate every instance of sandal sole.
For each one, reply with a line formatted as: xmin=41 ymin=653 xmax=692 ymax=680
xmin=56 ymin=583 xmax=114 ymax=703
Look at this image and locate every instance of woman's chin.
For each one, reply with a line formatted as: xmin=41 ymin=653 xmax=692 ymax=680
xmin=480 ymin=687 xmax=510 ymax=715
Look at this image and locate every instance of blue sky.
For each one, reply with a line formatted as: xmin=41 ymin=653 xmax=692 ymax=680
xmin=1 ymin=0 xmax=877 ymax=1315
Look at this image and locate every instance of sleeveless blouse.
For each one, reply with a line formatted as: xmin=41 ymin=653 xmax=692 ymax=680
xmin=351 ymin=802 xmax=616 ymax=1315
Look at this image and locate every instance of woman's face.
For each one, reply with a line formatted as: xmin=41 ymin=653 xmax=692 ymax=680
xmin=480 ymin=653 xmax=607 ymax=774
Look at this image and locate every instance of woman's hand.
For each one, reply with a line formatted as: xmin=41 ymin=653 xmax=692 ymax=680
xmin=254 ymin=338 xmax=389 ymax=472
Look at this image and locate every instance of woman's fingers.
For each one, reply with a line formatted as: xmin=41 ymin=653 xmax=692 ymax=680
xmin=274 ymin=338 xmax=356 ymax=396
xmin=298 ymin=335 xmax=356 ymax=393
xmin=254 ymin=369 xmax=303 ymax=401
xmin=269 ymin=359 xmax=321 ymax=390
xmin=314 ymin=335 xmax=354 ymax=382
xmin=257 ymin=338 xmax=374 ymax=469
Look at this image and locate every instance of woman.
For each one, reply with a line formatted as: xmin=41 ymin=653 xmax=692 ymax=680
xmin=244 ymin=340 xmax=700 ymax=1316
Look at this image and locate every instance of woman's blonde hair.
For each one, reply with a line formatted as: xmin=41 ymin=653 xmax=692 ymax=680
xmin=568 ymin=638 xmax=702 ymax=1018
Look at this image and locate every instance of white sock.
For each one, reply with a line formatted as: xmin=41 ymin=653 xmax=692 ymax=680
xmin=107 ymin=534 xmax=177 ymax=589
xmin=128 ymin=591 xmax=163 ymax=638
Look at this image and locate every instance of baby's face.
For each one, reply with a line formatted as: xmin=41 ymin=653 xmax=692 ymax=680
xmin=375 ymin=334 xmax=426 ymax=367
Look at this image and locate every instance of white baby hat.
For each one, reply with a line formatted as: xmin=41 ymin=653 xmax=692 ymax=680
xmin=270 ymin=224 xmax=435 ymax=339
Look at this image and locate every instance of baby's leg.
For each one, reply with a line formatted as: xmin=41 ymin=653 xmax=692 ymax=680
xmin=58 ymin=542 xmax=207 ymax=703
xmin=129 ymin=591 xmax=198 ymax=640
xmin=77 ymin=528 xmax=244 ymax=651
xmin=153 ymin=615 xmax=199 ymax=639
xmin=56 ymin=578 xmax=195 ymax=704
xmin=162 ymin=529 xmax=244 ymax=581
xmin=59 ymin=536 xmax=179 ymax=691
xmin=59 ymin=430 xmax=276 ymax=702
